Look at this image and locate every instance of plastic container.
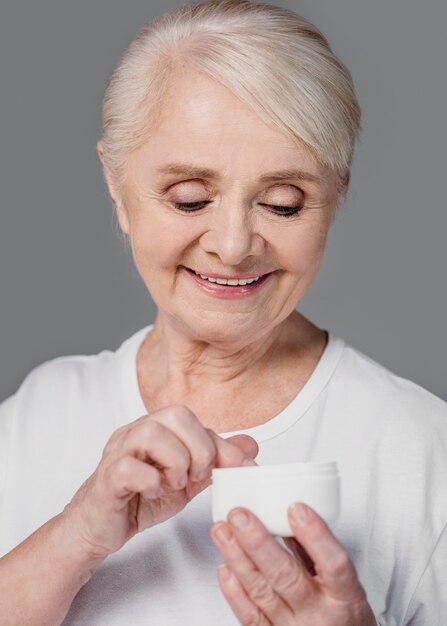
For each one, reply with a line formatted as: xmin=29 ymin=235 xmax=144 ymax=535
xmin=211 ymin=461 xmax=340 ymax=536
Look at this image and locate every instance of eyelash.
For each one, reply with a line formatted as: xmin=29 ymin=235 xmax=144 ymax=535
xmin=174 ymin=201 xmax=303 ymax=217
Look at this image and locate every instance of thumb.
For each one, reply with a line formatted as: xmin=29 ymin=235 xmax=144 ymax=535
xmin=187 ymin=435 xmax=258 ymax=499
xmin=225 ymin=434 xmax=259 ymax=462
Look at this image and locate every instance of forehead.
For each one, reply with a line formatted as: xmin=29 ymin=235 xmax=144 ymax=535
xmin=131 ymin=69 xmax=322 ymax=179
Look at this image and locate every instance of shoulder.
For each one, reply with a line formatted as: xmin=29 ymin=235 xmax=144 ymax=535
xmin=0 ymin=327 xmax=149 ymax=492
xmin=0 ymin=350 xmax=115 ymax=467
xmin=1 ymin=325 xmax=149 ymax=415
xmin=2 ymin=351 xmax=113 ymax=417
xmin=0 ymin=325 xmax=149 ymax=438
xmin=0 ymin=354 xmax=101 ymax=492
xmin=327 ymin=337 xmax=447 ymax=492
xmin=334 ymin=338 xmax=447 ymax=430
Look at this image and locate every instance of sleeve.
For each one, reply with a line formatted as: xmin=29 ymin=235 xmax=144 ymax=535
xmin=0 ymin=359 xmax=55 ymax=501
xmin=0 ymin=393 xmax=18 ymax=500
xmin=401 ymin=523 xmax=447 ymax=625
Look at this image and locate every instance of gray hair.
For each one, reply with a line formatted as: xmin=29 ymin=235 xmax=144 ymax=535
xmin=100 ymin=0 xmax=361 ymax=205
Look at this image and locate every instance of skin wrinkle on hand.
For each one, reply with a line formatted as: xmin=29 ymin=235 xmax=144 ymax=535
xmin=211 ymin=506 xmax=376 ymax=625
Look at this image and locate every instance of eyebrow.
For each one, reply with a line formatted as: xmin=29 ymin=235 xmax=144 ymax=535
xmin=156 ymin=163 xmax=322 ymax=184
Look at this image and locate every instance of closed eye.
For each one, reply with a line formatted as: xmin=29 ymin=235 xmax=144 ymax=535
xmin=174 ymin=201 xmax=302 ymax=216
xmin=258 ymin=203 xmax=303 ymax=216
xmin=174 ymin=201 xmax=211 ymax=211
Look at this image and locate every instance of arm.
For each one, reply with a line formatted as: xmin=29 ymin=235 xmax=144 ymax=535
xmin=0 ymin=405 xmax=258 ymax=626
xmin=0 ymin=512 xmax=103 ymax=626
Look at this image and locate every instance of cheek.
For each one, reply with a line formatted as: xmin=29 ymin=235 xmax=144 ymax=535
xmin=279 ymin=224 xmax=328 ymax=274
xmin=129 ymin=212 xmax=197 ymax=275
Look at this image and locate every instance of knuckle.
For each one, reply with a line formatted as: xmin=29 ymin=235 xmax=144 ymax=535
xmin=112 ymin=456 xmax=134 ymax=484
xmin=248 ymin=575 xmax=276 ymax=606
xmin=106 ymin=428 xmax=121 ymax=446
xmin=103 ymin=426 xmax=127 ymax=455
xmin=141 ymin=473 xmax=160 ymax=495
xmin=114 ymin=423 xmax=129 ymax=437
xmin=137 ymin=421 xmax=158 ymax=440
xmin=174 ymin=455 xmax=191 ymax=475
xmin=328 ymin=550 xmax=352 ymax=578
xmin=101 ymin=445 xmax=114 ymax=461
xmin=271 ymin=559 xmax=302 ymax=592
xmin=169 ymin=404 xmax=196 ymax=423
xmin=195 ymin=447 xmax=216 ymax=469
xmin=129 ymin=422 xmax=164 ymax=450
xmin=241 ymin=529 xmax=267 ymax=552
xmin=240 ymin=610 xmax=264 ymax=626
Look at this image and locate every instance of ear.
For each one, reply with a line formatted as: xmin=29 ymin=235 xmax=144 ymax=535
xmin=96 ymin=140 xmax=130 ymax=235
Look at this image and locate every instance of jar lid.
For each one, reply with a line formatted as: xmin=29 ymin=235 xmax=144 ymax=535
xmin=212 ymin=461 xmax=338 ymax=481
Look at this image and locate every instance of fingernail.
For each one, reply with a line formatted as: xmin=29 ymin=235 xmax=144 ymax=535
xmin=229 ymin=509 xmax=250 ymax=529
xmin=291 ymin=503 xmax=310 ymax=526
xmin=215 ymin=524 xmax=233 ymax=543
xmin=218 ymin=564 xmax=232 ymax=582
xmin=242 ymin=458 xmax=256 ymax=467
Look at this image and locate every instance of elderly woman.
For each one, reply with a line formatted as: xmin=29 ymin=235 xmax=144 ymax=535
xmin=0 ymin=1 xmax=446 ymax=624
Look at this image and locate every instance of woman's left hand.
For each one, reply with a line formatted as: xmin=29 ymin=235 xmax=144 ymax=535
xmin=210 ymin=503 xmax=376 ymax=626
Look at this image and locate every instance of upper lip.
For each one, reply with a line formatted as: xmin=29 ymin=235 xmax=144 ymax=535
xmin=186 ymin=267 xmax=273 ymax=280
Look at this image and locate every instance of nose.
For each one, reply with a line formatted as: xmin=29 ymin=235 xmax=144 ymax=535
xmin=199 ymin=201 xmax=265 ymax=267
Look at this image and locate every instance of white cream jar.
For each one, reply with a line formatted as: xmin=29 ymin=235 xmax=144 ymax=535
xmin=211 ymin=461 xmax=340 ymax=537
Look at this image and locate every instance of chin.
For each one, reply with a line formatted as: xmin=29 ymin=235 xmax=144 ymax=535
xmin=186 ymin=314 xmax=263 ymax=347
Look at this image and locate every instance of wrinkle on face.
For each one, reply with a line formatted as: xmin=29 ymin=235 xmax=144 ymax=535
xmin=117 ymin=68 xmax=337 ymax=365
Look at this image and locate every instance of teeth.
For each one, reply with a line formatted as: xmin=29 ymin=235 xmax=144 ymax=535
xmin=193 ymin=270 xmax=263 ymax=286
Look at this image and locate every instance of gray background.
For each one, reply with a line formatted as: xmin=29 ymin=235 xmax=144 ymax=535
xmin=1 ymin=0 xmax=446 ymax=402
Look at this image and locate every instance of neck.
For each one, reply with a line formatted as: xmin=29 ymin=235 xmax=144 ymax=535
xmin=140 ymin=311 xmax=322 ymax=393
xmin=151 ymin=317 xmax=282 ymax=388
xmin=136 ymin=311 xmax=327 ymax=431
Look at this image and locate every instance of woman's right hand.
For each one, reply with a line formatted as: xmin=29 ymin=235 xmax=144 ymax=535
xmin=63 ymin=405 xmax=258 ymax=561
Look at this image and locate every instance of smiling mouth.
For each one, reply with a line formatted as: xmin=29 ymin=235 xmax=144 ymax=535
xmin=185 ymin=267 xmax=271 ymax=286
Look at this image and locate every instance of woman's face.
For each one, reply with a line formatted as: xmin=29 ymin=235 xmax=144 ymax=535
xmin=110 ymin=70 xmax=338 ymax=346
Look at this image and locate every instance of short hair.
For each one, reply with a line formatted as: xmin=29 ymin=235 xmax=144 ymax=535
xmin=100 ymin=0 xmax=361 ymax=205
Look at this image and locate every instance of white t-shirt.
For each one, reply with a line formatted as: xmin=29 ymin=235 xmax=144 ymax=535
xmin=1 ymin=325 xmax=446 ymax=625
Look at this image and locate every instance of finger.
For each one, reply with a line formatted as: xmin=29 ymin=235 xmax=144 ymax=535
xmin=225 ymin=434 xmax=259 ymax=461
xmin=217 ymin=564 xmax=272 ymax=626
xmin=208 ymin=431 xmax=258 ymax=470
xmin=185 ymin=472 xmax=213 ymax=500
xmin=127 ymin=415 xmax=259 ymax=463
xmin=283 ymin=537 xmax=317 ymax=577
xmin=123 ymin=418 xmax=192 ymax=490
xmin=223 ymin=508 xmax=313 ymax=610
xmin=211 ymin=521 xmax=294 ymax=622
xmin=104 ymin=455 xmax=161 ymax=506
xmin=184 ymin=432 xmax=258 ymax=495
xmin=288 ymin=503 xmax=363 ymax=600
xmin=186 ymin=431 xmax=260 ymax=497
xmin=150 ymin=405 xmax=219 ymax=482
